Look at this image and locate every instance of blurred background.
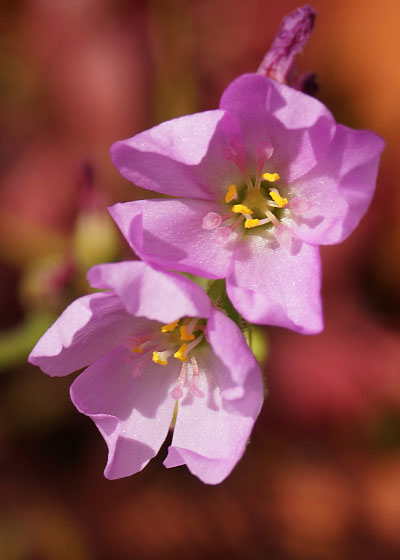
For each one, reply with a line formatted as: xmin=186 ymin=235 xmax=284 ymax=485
xmin=1 ymin=0 xmax=400 ymax=558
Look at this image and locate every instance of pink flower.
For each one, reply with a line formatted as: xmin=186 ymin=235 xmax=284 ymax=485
xmin=110 ymin=74 xmax=384 ymax=334
xmin=29 ymin=262 xmax=263 ymax=484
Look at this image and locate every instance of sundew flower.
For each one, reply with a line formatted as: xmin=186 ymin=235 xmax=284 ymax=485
xmin=110 ymin=73 xmax=384 ymax=334
xmin=29 ymin=261 xmax=263 ymax=484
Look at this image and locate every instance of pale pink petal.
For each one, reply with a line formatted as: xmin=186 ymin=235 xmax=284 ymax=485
xmin=111 ymin=110 xmax=242 ymax=200
xmin=287 ymin=124 xmax=385 ymax=244
xmin=108 ymin=200 xmax=239 ymax=279
xmin=164 ymin=342 xmax=263 ymax=484
xmin=219 ymin=73 xmax=336 ymax=182
xmin=70 ymin=348 xmax=178 ymax=479
xmin=87 ymin=261 xmax=211 ymax=323
xmin=227 ymin=233 xmax=323 ymax=334
xmin=206 ymin=307 xmax=263 ymax=401
xmin=28 ymin=292 xmax=147 ymax=377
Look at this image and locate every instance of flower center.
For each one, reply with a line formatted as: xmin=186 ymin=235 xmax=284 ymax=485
xmin=121 ymin=317 xmax=206 ymax=400
xmin=202 ymin=140 xmax=304 ymax=245
xmin=231 ymin=172 xmax=288 ymax=228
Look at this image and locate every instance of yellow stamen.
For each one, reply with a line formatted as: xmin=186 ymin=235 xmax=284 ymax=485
xmin=269 ymin=191 xmax=288 ymax=207
xmin=152 ymin=351 xmax=168 ymax=366
xmin=225 ymin=184 xmax=238 ymax=203
xmin=245 ymin=218 xmax=260 ymax=229
xmin=174 ymin=344 xmax=188 ymax=362
xmin=161 ymin=320 xmax=179 ymax=333
xmin=131 ymin=347 xmax=143 ymax=353
xmin=262 ymin=172 xmax=280 ymax=182
xmin=232 ymin=204 xmax=253 ymax=215
xmin=179 ymin=325 xmax=195 ymax=341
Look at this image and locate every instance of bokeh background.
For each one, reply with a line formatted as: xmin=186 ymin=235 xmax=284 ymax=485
xmin=1 ymin=0 xmax=400 ymax=558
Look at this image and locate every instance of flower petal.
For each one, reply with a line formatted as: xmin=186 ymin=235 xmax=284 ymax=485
xmin=227 ymin=233 xmax=323 ymax=334
xmin=219 ymin=73 xmax=336 ymax=182
xmin=28 ymin=292 xmax=143 ymax=376
xmin=286 ymin=124 xmax=385 ymax=245
xmin=70 ymin=348 xmax=177 ymax=479
xmin=88 ymin=260 xmax=211 ymax=323
xmin=206 ymin=307 xmax=264 ymax=401
xmin=111 ymin=110 xmax=242 ymax=200
xmin=109 ymin=200 xmax=239 ymax=279
xmin=164 ymin=337 xmax=263 ymax=485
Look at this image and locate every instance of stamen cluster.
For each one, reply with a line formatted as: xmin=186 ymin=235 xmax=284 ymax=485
xmin=202 ymin=140 xmax=297 ymax=244
xmin=121 ymin=317 xmax=205 ymax=400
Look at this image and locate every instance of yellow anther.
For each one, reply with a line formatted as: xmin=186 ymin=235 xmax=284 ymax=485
xmin=262 ymin=172 xmax=280 ymax=182
xmin=269 ymin=191 xmax=288 ymax=207
xmin=225 ymin=184 xmax=238 ymax=203
xmin=179 ymin=325 xmax=195 ymax=341
xmin=161 ymin=320 xmax=179 ymax=333
xmin=245 ymin=218 xmax=260 ymax=229
xmin=174 ymin=344 xmax=188 ymax=362
xmin=131 ymin=347 xmax=143 ymax=353
xmin=152 ymin=351 xmax=168 ymax=366
xmin=232 ymin=204 xmax=253 ymax=215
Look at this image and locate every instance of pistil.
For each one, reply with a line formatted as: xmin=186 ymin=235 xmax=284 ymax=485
xmin=255 ymin=140 xmax=274 ymax=189
xmin=170 ymin=362 xmax=188 ymax=399
xmin=222 ymin=140 xmax=253 ymax=190
xmin=189 ymin=357 xmax=204 ymax=398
